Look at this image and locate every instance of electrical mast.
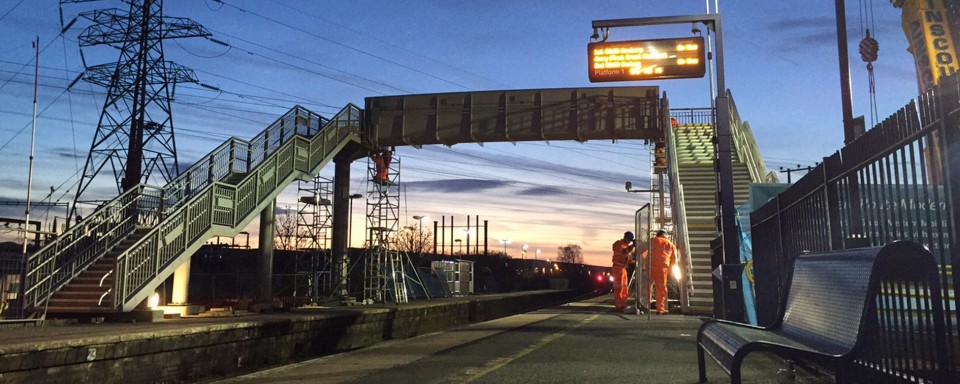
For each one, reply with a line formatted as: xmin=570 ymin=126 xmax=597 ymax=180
xmin=63 ymin=0 xmax=210 ymax=220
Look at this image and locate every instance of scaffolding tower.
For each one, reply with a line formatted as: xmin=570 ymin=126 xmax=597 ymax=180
xmin=295 ymin=175 xmax=334 ymax=304
xmin=363 ymin=150 xmax=405 ymax=303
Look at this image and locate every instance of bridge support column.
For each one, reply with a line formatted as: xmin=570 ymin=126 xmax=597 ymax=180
xmin=332 ymin=158 xmax=352 ymax=298
xmin=171 ymin=261 xmax=190 ymax=305
xmin=258 ymin=199 xmax=276 ymax=303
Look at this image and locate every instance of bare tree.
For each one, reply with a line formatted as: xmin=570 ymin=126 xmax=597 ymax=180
xmin=556 ymin=244 xmax=584 ymax=264
xmin=394 ymin=225 xmax=434 ymax=255
xmin=273 ymin=206 xmax=302 ymax=251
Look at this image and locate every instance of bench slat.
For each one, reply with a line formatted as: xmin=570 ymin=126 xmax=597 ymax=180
xmin=780 ymin=253 xmax=875 ymax=352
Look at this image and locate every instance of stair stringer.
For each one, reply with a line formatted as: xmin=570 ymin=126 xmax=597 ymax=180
xmin=114 ymin=133 xmax=361 ymax=311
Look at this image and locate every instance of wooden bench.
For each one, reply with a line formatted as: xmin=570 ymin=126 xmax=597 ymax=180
xmin=697 ymin=241 xmax=948 ymax=383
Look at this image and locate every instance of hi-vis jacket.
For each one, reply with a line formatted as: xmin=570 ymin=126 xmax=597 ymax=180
xmin=648 ymin=236 xmax=677 ymax=267
xmin=612 ymin=239 xmax=636 ymax=267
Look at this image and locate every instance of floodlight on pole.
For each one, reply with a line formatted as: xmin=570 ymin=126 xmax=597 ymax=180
xmin=625 ymin=181 xmax=657 ymax=193
xmin=500 ymin=238 xmax=511 ymax=254
xmin=413 ymin=215 xmax=430 ymax=228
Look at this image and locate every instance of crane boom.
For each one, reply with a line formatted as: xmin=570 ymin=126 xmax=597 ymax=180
xmin=893 ymin=0 xmax=960 ymax=92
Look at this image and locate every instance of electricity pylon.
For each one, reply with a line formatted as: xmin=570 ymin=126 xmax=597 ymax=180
xmin=62 ymin=0 xmax=210 ymax=221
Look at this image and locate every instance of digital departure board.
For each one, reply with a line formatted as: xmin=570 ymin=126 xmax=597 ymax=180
xmin=588 ymin=37 xmax=706 ymax=82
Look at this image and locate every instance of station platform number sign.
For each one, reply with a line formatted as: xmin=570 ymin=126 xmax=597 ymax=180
xmin=589 ymin=37 xmax=706 ymax=82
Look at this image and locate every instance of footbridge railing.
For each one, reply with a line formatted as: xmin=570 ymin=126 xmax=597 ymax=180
xmin=24 ymin=104 xmax=360 ymax=312
xmin=727 ymin=92 xmax=778 ymax=183
xmin=663 ymin=104 xmax=694 ymax=308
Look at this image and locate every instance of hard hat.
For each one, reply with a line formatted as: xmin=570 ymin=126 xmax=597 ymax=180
xmin=624 ymin=231 xmax=634 ymax=241
xmin=656 ymin=230 xmax=667 ymax=237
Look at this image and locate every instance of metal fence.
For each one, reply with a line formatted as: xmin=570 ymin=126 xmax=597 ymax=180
xmin=751 ymin=73 xmax=960 ymax=381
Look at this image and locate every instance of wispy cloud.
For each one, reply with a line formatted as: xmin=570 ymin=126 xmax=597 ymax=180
xmin=404 ymin=178 xmax=510 ymax=193
xmin=517 ymin=185 xmax=566 ymax=197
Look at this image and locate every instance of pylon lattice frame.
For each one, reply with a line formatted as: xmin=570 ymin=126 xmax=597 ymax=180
xmin=65 ymin=0 xmax=210 ymax=218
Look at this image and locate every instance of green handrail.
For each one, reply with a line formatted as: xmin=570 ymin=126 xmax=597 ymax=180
xmin=664 ymin=109 xmax=695 ymax=307
xmin=727 ymin=92 xmax=779 ymax=183
xmin=111 ymin=104 xmax=361 ymax=310
xmin=23 ymin=105 xmax=347 ymax=312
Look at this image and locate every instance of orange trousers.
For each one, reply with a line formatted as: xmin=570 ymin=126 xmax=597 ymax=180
xmin=612 ymin=265 xmax=629 ymax=309
xmin=649 ymin=263 xmax=669 ymax=312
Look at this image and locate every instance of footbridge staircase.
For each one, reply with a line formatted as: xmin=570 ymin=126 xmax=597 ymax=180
xmin=667 ymin=92 xmax=778 ymax=314
xmin=23 ymin=105 xmax=362 ymax=313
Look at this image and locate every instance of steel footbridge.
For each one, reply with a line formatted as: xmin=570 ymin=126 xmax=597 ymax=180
xmin=20 ymin=86 xmax=773 ymax=315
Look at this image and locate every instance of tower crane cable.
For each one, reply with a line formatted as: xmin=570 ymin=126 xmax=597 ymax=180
xmin=858 ymin=0 xmax=880 ymax=128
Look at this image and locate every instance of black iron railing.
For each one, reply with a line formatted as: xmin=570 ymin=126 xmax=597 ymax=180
xmin=751 ymin=73 xmax=960 ymax=381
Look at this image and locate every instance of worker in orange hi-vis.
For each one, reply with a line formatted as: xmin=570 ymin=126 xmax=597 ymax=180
xmin=372 ymin=149 xmax=392 ymax=183
xmin=644 ymin=230 xmax=677 ymax=314
xmin=611 ymin=231 xmax=636 ymax=312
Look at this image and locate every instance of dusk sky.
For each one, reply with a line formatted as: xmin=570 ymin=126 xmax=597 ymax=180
xmin=0 ymin=1 xmax=924 ymax=265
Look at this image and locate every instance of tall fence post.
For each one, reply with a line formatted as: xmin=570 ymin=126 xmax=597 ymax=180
xmin=824 ymin=152 xmax=844 ymax=250
xmin=933 ymin=76 xmax=960 ymax=382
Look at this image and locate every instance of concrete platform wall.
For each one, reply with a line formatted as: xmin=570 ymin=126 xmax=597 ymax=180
xmin=0 ymin=290 xmax=580 ymax=383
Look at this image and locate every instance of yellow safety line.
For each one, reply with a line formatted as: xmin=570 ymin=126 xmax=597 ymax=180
xmin=462 ymin=313 xmax=600 ymax=383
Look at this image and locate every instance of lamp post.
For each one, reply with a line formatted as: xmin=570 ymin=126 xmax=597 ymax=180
xmin=536 ymin=248 xmax=541 ymax=260
xmin=500 ymin=238 xmax=511 ymax=255
xmin=413 ymin=215 xmax=429 ymax=255
xmin=521 ymin=244 xmax=528 ymax=259
xmin=455 ymin=238 xmax=462 ymax=254
xmin=626 ymin=180 xmax=666 ymax=233
xmin=462 ymin=228 xmax=472 ymax=256
xmin=349 ymin=193 xmax=363 ymax=248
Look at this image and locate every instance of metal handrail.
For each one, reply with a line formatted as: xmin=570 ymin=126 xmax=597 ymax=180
xmin=109 ymin=104 xmax=361 ymax=310
xmin=24 ymin=186 xmax=143 ymax=308
xmin=727 ymin=92 xmax=779 ymax=183
xmin=664 ymin=115 xmax=694 ymax=307
xmin=23 ymin=105 xmax=333 ymax=311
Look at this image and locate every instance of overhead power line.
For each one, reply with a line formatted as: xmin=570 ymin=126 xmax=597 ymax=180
xmin=206 ymin=31 xmax=407 ymax=94
xmin=213 ymin=0 xmax=475 ymax=91
xmin=0 ymin=0 xmax=27 ymax=24
xmin=267 ymin=0 xmax=505 ymax=88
